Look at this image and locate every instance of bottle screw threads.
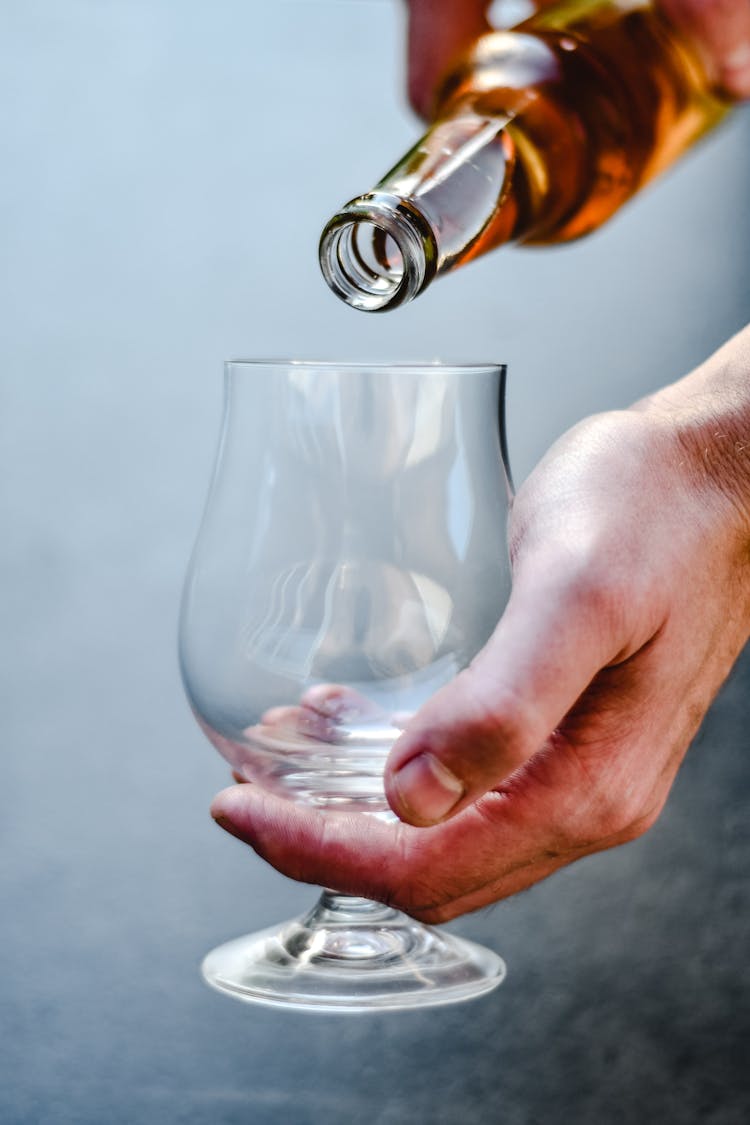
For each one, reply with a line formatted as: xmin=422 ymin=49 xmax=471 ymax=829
xmin=319 ymin=192 xmax=438 ymax=312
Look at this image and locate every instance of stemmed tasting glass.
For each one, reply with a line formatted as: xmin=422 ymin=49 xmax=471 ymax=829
xmin=179 ymin=360 xmax=513 ymax=1012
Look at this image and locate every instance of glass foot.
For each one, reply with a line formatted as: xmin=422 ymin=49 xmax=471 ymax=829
xmin=201 ymin=891 xmax=506 ymax=1013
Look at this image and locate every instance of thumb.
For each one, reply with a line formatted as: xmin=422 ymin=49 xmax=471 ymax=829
xmin=384 ymin=567 xmax=637 ymax=827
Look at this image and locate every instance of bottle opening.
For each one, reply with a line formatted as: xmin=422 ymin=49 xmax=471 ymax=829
xmin=319 ymin=193 xmax=438 ymax=313
xmin=337 ymin=222 xmax=405 ymax=297
xmin=352 ymin=224 xmax=405 ymax=283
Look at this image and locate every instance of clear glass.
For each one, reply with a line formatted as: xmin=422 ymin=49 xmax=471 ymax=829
xmin=180 ymin=360 xmax=513 ymax=1012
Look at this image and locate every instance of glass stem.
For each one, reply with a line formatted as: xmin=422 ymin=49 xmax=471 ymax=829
xmin=317 ymin=889 xmax=399 ymax=922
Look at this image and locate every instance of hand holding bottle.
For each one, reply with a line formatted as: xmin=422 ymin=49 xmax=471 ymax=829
xmin=320 ymin=0 xmax=745 ymax=311
xmin=405 ymin=0 xmax=750 ymax=116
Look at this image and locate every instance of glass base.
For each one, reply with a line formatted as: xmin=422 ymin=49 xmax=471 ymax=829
xmin=201 ymin=891 xmax=506 ymax=1013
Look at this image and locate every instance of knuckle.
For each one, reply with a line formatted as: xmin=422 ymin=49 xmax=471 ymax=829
xmin=452 ymin=672 xmax=538 ymax=775
xmin=515 ymin=541 xmax=637 ymax=659
xmin=582 ymin=790 xmax=644 ymax=843
xmin=553 ymin=779 xmax=659 ymax=852
xmin=561 ymin=556 xmax=631 ymax=635
xmin=531 ymin=738 xmax=663 ymax=853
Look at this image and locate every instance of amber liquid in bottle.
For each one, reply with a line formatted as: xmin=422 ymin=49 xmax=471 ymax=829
xmin=319 ymin=0 xmax=731 ymax=311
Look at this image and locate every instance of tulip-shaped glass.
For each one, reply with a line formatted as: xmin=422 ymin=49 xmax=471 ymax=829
xmin=179 ymin=360 xmax=513 ymax=1012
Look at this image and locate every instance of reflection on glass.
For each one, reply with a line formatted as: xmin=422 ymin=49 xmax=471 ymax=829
xmin=180 ymin=360 xmax=512 ymax=1011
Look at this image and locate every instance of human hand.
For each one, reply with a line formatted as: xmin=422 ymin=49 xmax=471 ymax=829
xmin=658 ymin=0 xmax=750 ymax=97
xmin=210 ymin=327 xmax=750 ymax=923
xmin=404 ymin=0 xmax=750 ymax=119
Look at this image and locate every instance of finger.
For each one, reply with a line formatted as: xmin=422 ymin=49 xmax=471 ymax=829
xmin=658 ymin=0 xmax=750 ymax=98
xmin=210 ymin=611 xmax=679 ymax=919
xmin=404 ymin=0 xmax=491 ymax=117
xmin=300 ymin=682 xmax=383 ymax=720
xmin=208 ymin=747 xmax=665 ymax=924
xmin=384 ymin=556 xmax=657 ymax=827
xmin=208 ymin=781 xmax=556 ymax=919
xmin=210 ymin=784 xmax=405 ymax=904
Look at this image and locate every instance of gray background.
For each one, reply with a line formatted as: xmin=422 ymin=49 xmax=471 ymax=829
xmin=1 ymin=2 xmax=748 ymax=1123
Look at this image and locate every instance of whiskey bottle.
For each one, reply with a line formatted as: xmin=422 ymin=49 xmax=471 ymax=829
xmin=319 ymin=0 xmax=732 ymax=312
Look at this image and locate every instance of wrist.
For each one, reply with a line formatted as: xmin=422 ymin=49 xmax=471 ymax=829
xmin=635 ymin=325 xmax=750 ymax=548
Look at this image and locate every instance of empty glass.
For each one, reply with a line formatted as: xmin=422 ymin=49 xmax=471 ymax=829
xmin=179 ymin=360 xmax=513 ymax=1011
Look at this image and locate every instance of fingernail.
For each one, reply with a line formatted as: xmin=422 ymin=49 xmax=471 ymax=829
xmin=392 ymin=753 xmax=464 ymax=824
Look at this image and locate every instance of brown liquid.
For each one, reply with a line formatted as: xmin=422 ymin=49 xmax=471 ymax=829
xmin=320 ymin=0 xmax=731 ymax=310
xmin=425 ymin=0 xmax=728 ymax=262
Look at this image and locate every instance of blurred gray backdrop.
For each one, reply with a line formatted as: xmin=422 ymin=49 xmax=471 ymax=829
xmin=1 ymin=2 xmax=748 ymax=1123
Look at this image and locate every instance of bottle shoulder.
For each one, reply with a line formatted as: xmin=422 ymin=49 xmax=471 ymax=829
xmin=432 ymin=2 xmax=722 ymax=118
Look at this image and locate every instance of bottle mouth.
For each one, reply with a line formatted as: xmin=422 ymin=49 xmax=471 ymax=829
xmin=318 ymin=193 xmax=438 ymax=312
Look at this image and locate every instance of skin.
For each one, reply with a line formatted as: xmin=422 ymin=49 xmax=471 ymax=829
xmin=210 ymin=3 xmax=750 ymax=923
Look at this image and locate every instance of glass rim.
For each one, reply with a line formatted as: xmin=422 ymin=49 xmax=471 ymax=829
xmin=225 ymin=359 xmax=506 ymax=375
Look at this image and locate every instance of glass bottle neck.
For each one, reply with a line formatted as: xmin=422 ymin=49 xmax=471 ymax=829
xmin=319 ymin=109 xmax=514 ymax=312
xmin=319 ymin=4 xmax=731 ymax=313
xmin=318 ymin=191 xmax=439 ymax=313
